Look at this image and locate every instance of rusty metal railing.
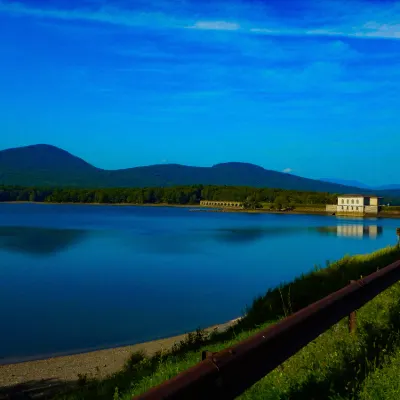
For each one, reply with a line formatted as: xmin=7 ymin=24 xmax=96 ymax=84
xmin=133 ymin=259 xmax=400 ymax=400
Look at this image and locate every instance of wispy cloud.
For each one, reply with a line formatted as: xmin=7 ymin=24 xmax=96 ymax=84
xmin=283 ymin=168 xmax=293 ymax=173
xmin=1 ymin=0 xmax=400 ymax=40
xmin=189 ymin=21 xmax=241 ymax=31
xmin=0 ymin=1 xmax=183 ymax=30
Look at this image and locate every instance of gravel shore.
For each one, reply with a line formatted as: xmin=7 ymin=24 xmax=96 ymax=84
xmin=0 ymin=318 xmax=240 ymax=396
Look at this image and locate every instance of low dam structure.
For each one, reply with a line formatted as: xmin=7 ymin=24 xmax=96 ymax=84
xmin=200 ymin=200 xmax=243 ymax=208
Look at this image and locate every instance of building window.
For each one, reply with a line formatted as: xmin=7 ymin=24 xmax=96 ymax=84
xmin=346 ymin=199 xmax=349 ymax=204
xmin=356 ymin=199 xmax=359 ymax=204
xmin=341 ymin=199 xmax=344 ymax=204
xmin=351 ymin=199 xmax=354 ymax=204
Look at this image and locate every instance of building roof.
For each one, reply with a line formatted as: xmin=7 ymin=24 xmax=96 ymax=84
xmin=338 ymin=194 xmax=383 ymax=198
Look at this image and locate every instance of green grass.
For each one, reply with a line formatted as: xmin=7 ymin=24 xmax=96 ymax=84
xmin=239 ymin=245 xmax=400 ymax=330
xmin=238 ymin=282 xmax=400 ymax=400
xmin=356 ymin=347 xmax=400 ymax=400
xmin=56 ymin=245 xmax=400 ymax=400
xmin=381 ymin=206 xmax=400 ymax=214
xmin=259 ymin=203 xmax=327 ymax=211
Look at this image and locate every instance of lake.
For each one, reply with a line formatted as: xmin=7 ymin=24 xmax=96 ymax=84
xmin=0 ymin=203 xmax=399 ymax=363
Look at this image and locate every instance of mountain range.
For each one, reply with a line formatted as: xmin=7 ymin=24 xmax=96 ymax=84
xmin=320 ymin=178 xmax=400 ymax=191
xmin=0 ymin=144 xmax=399 ymax=197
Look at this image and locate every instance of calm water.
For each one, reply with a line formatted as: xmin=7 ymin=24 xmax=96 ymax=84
xmin=0 ymin=204 xmax=398 ymax=363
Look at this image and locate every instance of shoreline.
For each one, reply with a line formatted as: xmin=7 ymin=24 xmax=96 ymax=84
xmin=1 ymin=201 xmax=196 ymax=208
xmin=2 ymin=201 xmax=400 ymax=218
xmin=0 ymin=318 xmax=241 ymax=388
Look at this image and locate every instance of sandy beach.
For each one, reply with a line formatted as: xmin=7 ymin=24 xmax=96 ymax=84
xmin=0 ymin=318 xmax=240 ymax=395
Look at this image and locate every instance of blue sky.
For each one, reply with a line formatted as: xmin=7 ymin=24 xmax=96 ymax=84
xmin=0 ymin=0 xmax=399 ymax=185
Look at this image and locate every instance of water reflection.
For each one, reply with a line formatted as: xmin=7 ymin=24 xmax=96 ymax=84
xmin=169 ymin=224 xmax=385 ymax=247
xmin=0 ymin=226 xmax=87 ymax=256
xmin=212 ymin=227 xmax=307 ymax=244
xmin=122 ymin=233 xmax=203 ymax=254
xmin=316 ymin=225 xmax=383 ymax=239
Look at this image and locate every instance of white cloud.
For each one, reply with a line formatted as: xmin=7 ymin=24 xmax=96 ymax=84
xmin=189 ymin=21 xmax=240 ymax=31
xmin=283 ymin=168 xmax=293 ymax=173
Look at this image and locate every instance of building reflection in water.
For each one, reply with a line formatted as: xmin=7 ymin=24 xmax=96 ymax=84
xmin=337 ymin=225 xmax=382 ymax=239
xmin=317 ymin=225 xmax=383 ymax=239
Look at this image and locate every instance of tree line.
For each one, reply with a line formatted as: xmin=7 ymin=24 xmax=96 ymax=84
xmin=0 ymin=184 xmax=341 ymax=208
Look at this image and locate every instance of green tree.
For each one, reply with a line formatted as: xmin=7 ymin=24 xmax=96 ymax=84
xmin=243 ymin=195 xmax=262 ymax=210
xmin=29 ymin=191 xmax=36 ymax=202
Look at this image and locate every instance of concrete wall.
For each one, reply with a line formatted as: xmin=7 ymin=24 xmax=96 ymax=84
xmin=326 ymin=205 xmax=337 ymax=213
xmin=337 ymin=205 xmax=364 ymax=213
xmin=365 ymin=205 xmax=379 ymax=214
xmin=370 ymin=197 xmax=379 ymax=206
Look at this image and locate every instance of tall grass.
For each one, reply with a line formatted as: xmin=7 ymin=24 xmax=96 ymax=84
xmin=237 ymin=280 xmax=400 ymax=400
xmin=57 ymin=246 xmax=400 ymax=400
xmin=356 ymin=347 xmax=400 ymax=400
xmin=239 ymin=245 xmax=400 ymax=330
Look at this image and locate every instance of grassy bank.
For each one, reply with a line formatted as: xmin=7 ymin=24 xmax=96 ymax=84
xmin=43 ymin=245 xmax=400 ymax=400
xmin=381 ymin=206 xmax=400 ymax=216
xmin=354 ymin=346 xmax=400 ymax=400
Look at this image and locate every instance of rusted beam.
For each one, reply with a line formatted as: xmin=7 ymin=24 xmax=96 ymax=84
xmin=133 ymin=259 xmax=400 ymax=400
xmin=201 ymin=350 xmax=214 ymax=361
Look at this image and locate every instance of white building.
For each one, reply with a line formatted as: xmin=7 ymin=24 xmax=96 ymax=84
xmin=326 ymin=195 xmax=382 ymax=215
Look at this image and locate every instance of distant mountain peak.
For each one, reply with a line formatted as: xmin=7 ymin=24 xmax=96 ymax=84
xmin=5 ymin=143 xmax=75 ymax=156
xmin=26 ymin=143 xmax=60 ymax=149
xmin=212 ymin=162 xmax=265 ymax=170
xmin=7 ymin=143 xmax=63 ymax=151
xmin=320 ymin=178 xmax=371 ymax=189
xmin=0 ymin=143 xmax=96 ymax=174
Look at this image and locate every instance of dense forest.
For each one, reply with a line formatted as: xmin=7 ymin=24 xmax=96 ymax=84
xmin=0 ymin=184 xmax=341 ymax=209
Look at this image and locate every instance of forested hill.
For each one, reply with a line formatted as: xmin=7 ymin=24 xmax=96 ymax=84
xmin=0 ymin=144 xmax=379 ymax=194
xmin=0 ymin=184 xmax=338 ymax=206
xmin=1 ymin=184 xmax=400 ymax=206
